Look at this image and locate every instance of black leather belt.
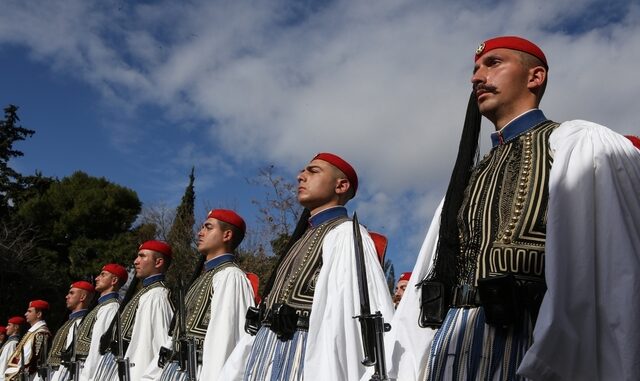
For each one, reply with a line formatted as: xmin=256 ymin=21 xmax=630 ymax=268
xmin=450 ymin=284 xmax=482 ymax=308
xmin=262 ymin=311 xmax=310 ymax=330
xmin=261 ymin=303 xmax=311 ymax=342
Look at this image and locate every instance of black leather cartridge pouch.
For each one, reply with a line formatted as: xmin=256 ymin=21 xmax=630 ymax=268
xmin=157 ymin=346 xmax=173 ymax=368
xmin=270 ymin=303 xmax=298 ymax=341
xmin=60 ymin=345 xmax=72 ymax=366
xmin=477 ymin=274 xmax=519 ymax=327
xmin=245 ymin=303 xmax=264 ymax=336
xmin=418 ymin=281 xmax=446 ymax=328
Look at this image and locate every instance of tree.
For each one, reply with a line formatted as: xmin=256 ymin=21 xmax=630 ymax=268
xmin=384 ymin=259 xmax=395 ymax=295
xmin=0 ymin=104 xmax=36 ymax=215
xmin=166 ymin=167 xmax=198 ymax=289
xmin=16 ymin=171 xmax=142 ymax=277
xmin=237 ymin=166 xmax=302 ymax=296
xmin=247 ymin=165 xmax=301 ymax=256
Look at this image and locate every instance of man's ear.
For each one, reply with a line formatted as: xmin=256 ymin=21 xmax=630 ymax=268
xmin=222 ymin=229 xmax=233 ymax=244
xmin=335 ymin=177 xmax=351 ymax=196
xmin=528 ymin=66 xmax=546 ymax=90
xmin=154 ymin=256 xmax=165 ymax=270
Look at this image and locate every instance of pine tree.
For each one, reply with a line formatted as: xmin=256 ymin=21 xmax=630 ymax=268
xmin=0 ymin=104 xmax=35 ymax=215
xmin=166 ymin=167 xmax=198 ymax=289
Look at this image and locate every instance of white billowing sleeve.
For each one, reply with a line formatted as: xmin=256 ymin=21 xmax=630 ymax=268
xmin=518 ymin=121 xmax=640 ymax=380
xmin=385 ymin=199 xmax=443 ymax=381
xmin=304 ymin=221 xmax=395 ymax=381
xmin=79 ymin=302 xmax=118 ymax=381
xmin=126 ymin=287 xmax=173 ymax=381
xmin=216 ymin=334 xmax=255 ymax=381
xmin=198 ymin=266 xmax=255 ymax=381
xmin=4 ymin=322 xmax=46 ymax=379
xmin=0 ymin=340 xmax=18 ymax=381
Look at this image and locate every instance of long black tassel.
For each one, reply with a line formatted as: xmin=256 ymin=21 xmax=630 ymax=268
xmin=425 ymin=92 xmax=482 ymax=306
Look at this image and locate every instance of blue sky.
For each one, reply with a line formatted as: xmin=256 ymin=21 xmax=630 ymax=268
xmin=1 ymin=0 xmax=638 ymax=273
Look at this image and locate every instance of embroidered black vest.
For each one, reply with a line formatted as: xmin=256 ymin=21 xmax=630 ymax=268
xmin=457 ymin=121 xmax=558 ymax=286
xmin=47 ymin=314 xmax=84 ymax=367
xmin=267 ymin=215 xmax=349 ymax=315
xmin=119 ymin=280 xmax=169 ymax=342
xmin=75 ymin=298 xmax=119 ymax=358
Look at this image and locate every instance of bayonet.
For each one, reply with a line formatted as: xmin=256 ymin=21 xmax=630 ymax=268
xmin=352 ymin=212 xmax=390 ymax=381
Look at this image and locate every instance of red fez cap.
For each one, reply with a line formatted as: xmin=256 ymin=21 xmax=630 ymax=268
xmin=29 ymin=300 xmax=49 ymax=310
xmin=625 ymin=135 xmax=640 ymax=150
xmin=369 ymin=232 xmax=388 ymax=264
xmin=245 ymin=272 xmax=260 ymax=303
xmin=102 ymin=263 xmax=128 ymax=283
xmin=71 ymin=281 xmax=95 ymax=293
xmin=207 ymin=209 xmax=247 ymax=234
xmin=8 ymin=316 xmax=25 ymax=325
xmin=399 ymin=272 xmax=412 ymax=282
xmin=475 ymin=36 xmax=548 ymax=69
xmin=139 ymin=240 xmax=172 ymax=258
xmin=312 ymin=152 xmax=358 ymax=197
xmin=0 ymin=326 xmax=5 ymax=334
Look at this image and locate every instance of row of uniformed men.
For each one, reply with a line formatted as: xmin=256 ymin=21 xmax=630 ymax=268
xmin=0 ymin=206 xmax=259 ymax=381
xmin=0 ymin=151 xmax=396 ymax=381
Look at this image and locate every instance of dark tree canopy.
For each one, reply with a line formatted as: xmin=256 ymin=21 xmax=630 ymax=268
xmin=0 ymin=104 xmax=36 ymax=215
xmin=166 ymin=167 xmax=199 ymax=289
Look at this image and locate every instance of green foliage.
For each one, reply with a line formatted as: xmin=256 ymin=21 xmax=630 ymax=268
xmin=0 ymin=104 xmax=36 ymax=215
xmin=384 ymin=259 xmax=395 ymax=295
xmin=165 ymin=167 xmax=199 ymax=290
xmin=17 ymin=171 xmax=141 ymax=249
xmin=2 ymin=169 xmax=143 ymax=329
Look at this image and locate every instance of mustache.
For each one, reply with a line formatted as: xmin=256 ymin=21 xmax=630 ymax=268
xmin=474 ymin=84 xmax=497 ymax=93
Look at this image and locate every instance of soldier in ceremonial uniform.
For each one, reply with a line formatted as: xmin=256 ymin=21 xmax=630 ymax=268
xmin=40 ymin=281 xmax=94 ymax=381
xmin=0 ymin=327 xmax=5 ymax=348
xmin=94 ymin=241 xmax=173 ymax=381
xmin=388 ymin=36 xmax=640 ymax=381
xmin=0 ymin=317 xmax=25 ymax=380
xmin=154 ymin=209 xmax=255 ymax=381
xmin=4 ymin=300 xmax=51 ymax=381
xmin=77 ymin=264 xmax=127 ymax=381
xmin=392 ymin=272 xmax=411 ymax=308
xmin=222 ymin=152 xmax=394 ymax=381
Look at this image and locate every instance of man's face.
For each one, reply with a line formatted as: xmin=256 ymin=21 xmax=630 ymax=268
xmin=6 ymin=323 xmax=19 ymax=336
xmin=134 ymin=249 xmax=161 ymax=279
xmin=197 ymin=218 xmax=226 ymax=255
xmin=24 ymin=307 xmax=41 ymax=326
xmin=0 ymin=332 xmax=5 ymax=342
xmin=65 ymin=287 xmax=85 ymax=311
xmin=393 ymin=280 xmax=409 ymax=305
xmin=471 ymin=48 xmax=532 ymax=121
xmin=95 ymin=271 xmax=117 ymax=293
xmin=297 ymin=159 xmax=341 ymax=212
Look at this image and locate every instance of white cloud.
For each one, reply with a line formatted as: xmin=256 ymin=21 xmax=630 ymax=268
xmin=2 ymin=0 xmax=639 ymax=267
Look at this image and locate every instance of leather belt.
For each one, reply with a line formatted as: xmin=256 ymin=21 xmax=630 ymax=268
xmin=450 ymin=284 xmax=482 ymax=308
xmin=262 ymin=308 xmax=310 ymax=331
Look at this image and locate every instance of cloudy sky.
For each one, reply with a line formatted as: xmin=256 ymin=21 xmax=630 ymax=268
xmin=1 ymin=0 xmax=638 ymax=271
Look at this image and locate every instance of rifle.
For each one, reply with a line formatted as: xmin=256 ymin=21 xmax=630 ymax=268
xmin=115 ymin=312 xmax=132 ymax=381
xmin=19 ymin=346 xmax=29 ymax=381
xmin=68 ymin=323 xmax=81 ymax=381
xmin=37 ymin=333 xmax=52 ymax=381
xmin=176 ymin=278 xmax=197 ymax=381
xmin=352 ymin=212 xmax=391 ymax=381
